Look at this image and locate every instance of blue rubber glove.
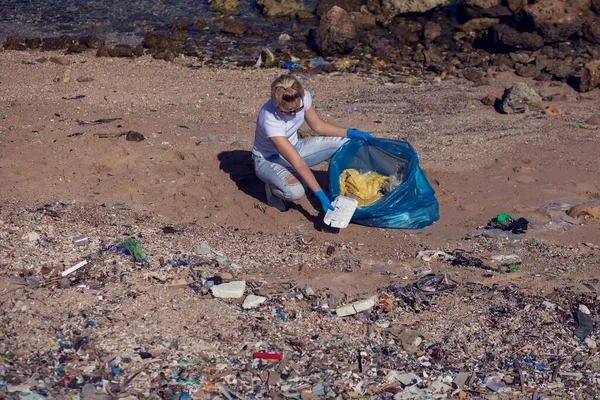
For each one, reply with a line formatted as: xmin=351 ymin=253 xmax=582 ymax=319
xmin=347 ymin=128 xmax=374 ymax=142
xmin=314 ymin=190 xmax=335 ymax=212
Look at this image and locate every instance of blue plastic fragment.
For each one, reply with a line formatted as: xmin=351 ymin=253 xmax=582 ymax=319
xmin=282 ymin=61 xmax=300 ymax=70
xmin=513 ymin=358 xmax=521 ymax=369
xmin=276 ymin=308 xmax=287 ymax=321
xmin=525 ymin=357 xmax=532 ymax=363
xmin=87 ymin=321 xmax=95 ymax=327
xmin=113 ymin=367 xmax=121 ymax=375
xmin=535 ymin=364 xmax=543 ymax=371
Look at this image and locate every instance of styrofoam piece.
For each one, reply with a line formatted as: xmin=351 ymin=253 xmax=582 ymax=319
xmin=324 ymin=196 xmax=359 ymax=229
xmin=242 ymin=294 xmax=266 ymax=309
xmin=211 ymin=280 xmax=246 ymax=298
xmin=336 ymin=296 xmax=379 ymax=317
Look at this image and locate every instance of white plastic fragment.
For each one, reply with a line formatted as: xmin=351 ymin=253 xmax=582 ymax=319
xmin=541 ymin=301 xmax=555 ymax=310
xmin=579 ymin=304 xmax=591 ymax=315
xmin=27 ymin=231 xmax=40 ymax=242
xmin=62 ymin=260 xmax=89 ymax=277
xmin=211 ymin=281 xmax=246 ymax=299
xmin=491 ymin=254 xmax=520 ymax=262
xmin=417 ymin=250 xmax=454 ymax=262
xmin=242 ymin=294 xmax=266 ymax=309
xmin=336 ymin=296 xmax=378 ymax=317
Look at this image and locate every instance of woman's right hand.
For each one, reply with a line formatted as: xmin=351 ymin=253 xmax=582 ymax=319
xmin=314 ymin=191 xmax=335 ymax=212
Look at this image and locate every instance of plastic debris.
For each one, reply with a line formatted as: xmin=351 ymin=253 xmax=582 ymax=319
xmin=336 ymin=296 xmax=378 ymax=317
xmin=574 ymin=311 xmax=594 ymax=339
xmin=61 ymin=260 xmax=88 ymax=277
xmin=242 ymin=294 xmax=266 ymax=309
xmin=73 ymin=234 xmax=89 ymax=246
xmin=211 ymin=281 xmax=246 ymax=298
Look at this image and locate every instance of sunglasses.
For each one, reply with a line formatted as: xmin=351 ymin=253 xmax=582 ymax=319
xmin=279 ymin=101 xmax=304 ymax=115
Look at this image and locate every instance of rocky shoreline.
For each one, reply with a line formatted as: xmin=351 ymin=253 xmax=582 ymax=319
xmin=3 ymin=0 xmax=600 ymax=92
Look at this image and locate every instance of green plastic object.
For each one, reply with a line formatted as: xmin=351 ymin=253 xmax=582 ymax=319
xmin=497 ymin=213 xmax=513 ymax=224
xmin=509 ymin=264 xmax=520 ymax=272
xmin=121 ymin=237 xmax=147 ymax=262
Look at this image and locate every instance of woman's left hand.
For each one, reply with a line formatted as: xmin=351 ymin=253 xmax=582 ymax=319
xmin=347 ymin=128 xmax=374 ymax=142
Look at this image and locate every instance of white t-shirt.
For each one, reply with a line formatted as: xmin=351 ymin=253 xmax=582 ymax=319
xmin=252 ymin=90 xmax=313 ymax=158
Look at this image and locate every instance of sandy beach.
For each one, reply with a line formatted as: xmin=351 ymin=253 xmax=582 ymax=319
xmin=1 ymin=49 xmax=600 ymax=398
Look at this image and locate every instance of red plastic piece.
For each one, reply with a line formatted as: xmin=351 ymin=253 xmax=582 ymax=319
xmin=253 ymin=352 xmax=283 ymax=360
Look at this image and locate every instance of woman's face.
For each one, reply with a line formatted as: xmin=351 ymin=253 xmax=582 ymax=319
xmin=278 ymin=98 xmax=304 ymax=116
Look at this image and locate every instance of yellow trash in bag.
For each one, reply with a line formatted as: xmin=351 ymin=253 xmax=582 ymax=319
xmin=339 ymin=169 xmax=389 ymax=207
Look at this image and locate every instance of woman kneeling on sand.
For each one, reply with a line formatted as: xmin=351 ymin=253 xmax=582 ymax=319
xmin=252 ymin=74 xmax=373 ymax=212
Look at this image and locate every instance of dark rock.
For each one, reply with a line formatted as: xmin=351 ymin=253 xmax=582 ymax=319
xmin=143 ymin=32 xmax=175 ymax=52
xmin=222 ymin=19 xmax=248 ymax=35
xmin=489 ymin=24 xmax=544 ymax=51
xmin=541 ymin=59 xmax=573 ymax=80
xmin=465 ymin=5 xmax=512 ymax=19
xmin=490 ymin=53 xmax=515 ymax=68
xmin=350 ymin=8 xmax=377 ymax=29
xmin=499 ymin=82 xmax=542 ymax=113
xmin=593 ymin=0 xmax=600 ymax=13
xmin=170 ymin=29 xmax=188 ymax=42
xmin=580 ymin=60 xmax=600 ymax=92
xmin=505 ymin=0 xmax=527 ymax=13
xmin=26 ymin=38 xmax=42 ymax=50
xmin=463 ymin=67 xmax=485 ymax=82
xmin=515 ymin=63 xmax=539 ymax=78
xmin=423 ymin=21 xmax=442 ymax=42
xmin=195 ymin=18 xmax=209 ymax=31
xmin=584 ymin=17 xmax=600 ymax=44
xmin=297 ymin=10 xmax=318 ymax=23
xmin=519 ymin=0 xmax=588 ymax=43
xmin=132 ymin=46 xmax=144 ymax=57
xmin=256 ymin=0 xmax=306 ymax=18
xmin=3 ymin=37 xmax=27 ymax=51
xmin=153 ymin=51 xmax=177 ymax=62
xmin=459 ymin=17 xmax=499 ymax=32
xmin=534 ymin=72 xmax=553 ymax=81
xmin=315 ymin=6 xmax=358 ymax=56
xmin=66 ymin=44 xmax=89 ymax=54
xmin=586 ymin=115 xmax=600 ymax=125
xmin=481 ymin=94 xmax=497 ymax=105
xmin=49 ymin=56 xmax=72 ymax=66
xmin=316 ymin=0 xmax=362 ymax=17
xmin=96 ymin=46 xmax=135 ymax=58
xmin=208 ymin=0 xmax=240 ymax=13
xmin=41 ymin=36 xmax=75 ymax=51
xmin=80 ymin=36 xmax=106 ymax=49
xmin=126 ymin=131 xmax=145 ymax=142
xmin=389 ymin=18 xmax=423 ymax=43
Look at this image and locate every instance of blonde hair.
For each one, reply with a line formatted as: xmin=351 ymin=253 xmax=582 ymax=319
xmin=271 ymin=75 xmax=304 ymax=108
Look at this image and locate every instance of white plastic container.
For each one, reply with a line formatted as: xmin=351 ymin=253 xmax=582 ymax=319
xmin=324 ymin=196 xmax=359 ymax=229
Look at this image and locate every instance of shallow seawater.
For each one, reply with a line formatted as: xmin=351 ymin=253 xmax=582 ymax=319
xmin=0 ymin=0 xmax=319 ymax=45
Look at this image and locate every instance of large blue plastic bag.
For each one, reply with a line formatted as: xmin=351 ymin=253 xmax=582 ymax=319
xmin=328 ymin=138 xmax=439 ymax=229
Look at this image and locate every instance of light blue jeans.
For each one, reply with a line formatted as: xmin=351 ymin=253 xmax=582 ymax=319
xmin=254 ymin=136 xmax=348 ymax=201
